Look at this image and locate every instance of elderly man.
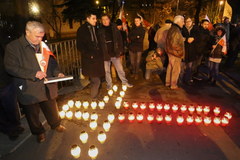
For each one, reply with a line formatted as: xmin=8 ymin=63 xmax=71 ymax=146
xmin=4 ymin=21 xmax=65 ymax=143
xmin=165 ymin=15 xmax=185 ymax=89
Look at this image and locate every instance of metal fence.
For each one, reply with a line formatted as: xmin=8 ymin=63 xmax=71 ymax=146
xmin=48 ymin=39 xmax=81 ymax=88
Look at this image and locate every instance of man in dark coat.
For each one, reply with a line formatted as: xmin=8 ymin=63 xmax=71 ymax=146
xmin=98 ymin=14 xmax=133 ymax=90
xmin=0 ymin=44 xmax=24 ymax=140
xmin=77 ymin=11 xmax=105 ymax=99
xmin=4 ymin=21 xmax=66 ymax=143
xmin=165 ymin=15 xmax=185 ymax=89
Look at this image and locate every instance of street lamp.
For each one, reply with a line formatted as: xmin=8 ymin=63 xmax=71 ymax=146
xmin=96 ymin=0 xmax=100 ymax=5
xmin=29 ymin=2 xmax=40 ymax=15
xmin=219 ymin=0 xmax=224 ymax=6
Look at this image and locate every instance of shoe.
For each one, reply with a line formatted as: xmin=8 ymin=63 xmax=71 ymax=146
xmin=165 ymin=84 xmax=170 ymax=87
xmin=125 ymin=83 xmax=133 ymax=88
xmin=55 ymin=125 xmax=66 ymax=132
xmin=193 ymin=76 xmax=202 ymax=81
xmin=171 ymin=86 xmax=180 ymax=90
xmin=134 ymin=74 xmax=139 ymax=80
xmin=106 ymin=85 xmax=112 ymax=90
xmin=37 ymin=133 xmax=46 ymax=143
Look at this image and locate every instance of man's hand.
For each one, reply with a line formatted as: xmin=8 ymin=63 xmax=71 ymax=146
xmin=58 ymin=73 xmax=65 ymax=77
xmin=35 ymin=71 xmax=47 ymax=80
xmin=152 ymin=54 xmax=157 ymax=60
xmin=188 ymin=37 xmax=194 ymax=43
xmin=212 ymin=45 xmax=216 ymax=49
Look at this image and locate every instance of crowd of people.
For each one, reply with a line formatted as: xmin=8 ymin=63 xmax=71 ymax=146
xmin=0 ymin=10 xmax=240 ymax=143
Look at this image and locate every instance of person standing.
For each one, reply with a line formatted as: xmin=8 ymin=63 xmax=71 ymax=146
xmin=77 ymin=11 xmax=105 ymax=99
xmin=0 ymin=44 xmax=24 ymax=140
xmin=165 ymin=15 xmax=185 ymax=89
xmin=182 ymin=17 xmax=198 ymax=85
xmin=98 ymin=14 xmax=133 ymax=90
xmin=128 ymin=16 xmax=145 ymax=80
xmin=4 ymin=21 xmax=66 ymax=143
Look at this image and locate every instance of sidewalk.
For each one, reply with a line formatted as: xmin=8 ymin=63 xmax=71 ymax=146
xmin=0 ymin=79 xmax=89 ymax=159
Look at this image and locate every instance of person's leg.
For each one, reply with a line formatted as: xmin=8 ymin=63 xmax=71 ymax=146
xmin=145 ymin=69 xmax=152 ymax=80
xmin=90 ymin=77 xmax=101 ymax=99
xmin=136 ymin=52 xmax=143 ymax=74
xmin=165 ymin=54 xmax=173 ymax=87
xmin=214 ymin=62 xmax=220 ymax=81
xmin=104 ymin=61 xmax=112 ymax=89
xmin=129 ymin=51 xmax=137 ymax=74
xmin=171 ymin=57 xmax=182 ymax=89
xmin=39 ymin=99 xmax=61 ymax=129
xmin=111 ymin=57 xmax=128 ymax=84
xmin=208 ymin=61 xmax=214 ymax=80
xmin=22 ymin=103 xmax=45 ymax=135
xmin=185 ymin=62 xmax=193 ymax=83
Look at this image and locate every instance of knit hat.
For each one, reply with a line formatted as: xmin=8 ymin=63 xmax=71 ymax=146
xmin=116 ymin=19 xmax=122 ymax=26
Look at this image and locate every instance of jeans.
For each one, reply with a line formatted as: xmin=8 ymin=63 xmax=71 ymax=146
xmin=0 ymin=83 xmax=21 ymax=133
xmin=165 ymin=54 xmax=182 ymax=88
xmin=184 ymin=62 xmax=193 ymax=82
xmin=90 ymin=77 xmax=101 ymax=99
xmin=129 ymin=51 xmax=142 ymax=74
xmin=208 ymin=61 xmax=220 ymax=81
xmin=145 ymin=68 xmax=163 ymax=80
xmin=104 ymin=57 xmax=128 ymax=88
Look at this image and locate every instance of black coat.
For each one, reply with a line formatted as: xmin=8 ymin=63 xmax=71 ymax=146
xmin=128 ymin=26 xmax=145 ymax=52
xmin=0 ymin=45 xmax=11 ymax=88
xmin=182 ymin=25 xmax=198 ymax=62
xmin=4 ymin=36 xmax=60 ymax=105
xmin=77 ymin=22 xmax=105 ymax=77
xmin=195 ymin=26 xmax=212 ymax=57
xmin=210 ymin=36 xmax=224 ymax=59
xmin=98 ymin=23 xmax=123 ymax=61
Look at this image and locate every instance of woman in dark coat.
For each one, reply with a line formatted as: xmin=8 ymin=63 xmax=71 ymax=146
xmin=128 ymin=16 xmax=145 ymax=80
xmin=182 ymin=17 xmax=198 ymax=85
xmin=77 ymin=12 xmax=105 ymax=99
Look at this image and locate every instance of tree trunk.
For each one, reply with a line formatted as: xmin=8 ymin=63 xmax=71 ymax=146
xmin=194 ymin=0 xmax=202 ymax=25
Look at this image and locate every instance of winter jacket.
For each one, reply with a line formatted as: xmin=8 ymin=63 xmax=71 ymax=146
xmin=128 ymin=26 xmax=145 ymax=52
xmin=4 ymin=35 xmax=60 ymax=105
xmin=98 ymin=23 xmax=123 ymax=61
xmin=195 ymin=26 xmax=212 ymax=57
xmin=0 ymin=45 xmax=11 ymax=88
xmin=146 ymin=50 xmax=163 ymax=70
xmin=154 ymin=24 xmax=171 ymax=49
xmin=210 ymin=35 xmax=225 ymax=59
xmin=77 ymin=22 xmax=105 ymax=77
xmin=165 ymin=23 xmax=185 ymax=58
xmin=182 ymin=25 xmax=198 ymax=62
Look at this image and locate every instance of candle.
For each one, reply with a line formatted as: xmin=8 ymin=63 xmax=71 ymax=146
xmin=188 ymin=105 xmax=195 ymax=114
xmin=195 ymin=116 xmax=202 ymax=125
xmin=149 ymin=103 xmax=155 ymax=111
xmin=221 ymin=117 xmax=229 ymax=126
xmin=180 ymin=105 xmax=187 ymax=113
xmin=203 ymin=106 xmax=210 ymax=115
xmin=83 ymin=101 xmax=89 ymax=109
xmin=103 ymin=120 xmax=111 ymax=132
xmin=204 ymin=116 xmax=212 ymax=126
xmin=165 ymin=114 xmax=172 ymax=124
xmin=118 ymin=113 xmax=125 ymax=122
xmin=98 ymin=131 xmax=107 ymax=144
xmin=122 ymin=85 xmax=127 ymax=91
xmin=123 ymin=101 xmax=130 ymax=109
xmin=75 ymin=110 xmax=82 ymax=120
xmin=98 ymin=101 xmax=105 ymax=109
xmin=136 ymin=113 xmax=144 ymax=123
xmin=62 ymin=104 xmax=69 ymax=112
xmin=116 ymin=97 xmax=123 ymax=102
xmin=68 ymin=100 xmax=74 ymax=108
xmin=108 ymin=89 xmax=114 ymax=96
xmin=90 ymin=112 xmax=98 ymax=121
xmin=103 ymin=96 xmax=109 ymax=103
xmin=75 ymin=101 xmax=81 ymax=109
xmin=71 ymin=144 xmax=81 ymax=159
xmin=164 ymin=104 xmax=170 ymax=112
xmin=132 ymin=102 xmax=138 ymax=110
xmin=66 ymin=111 xmax=73 ymax=120
xmin=107 ymin=113 xmax=115 ymax=124
xmin=89 ymin=120 xmax=98 ymax=130
xmin=172 ymin=104 xmax=179 ymax=113
xmin=213 ymin=117 xmax=221 ymax=126
xmin=128 ymin=113 xmax=135 ymax=123
xmin=140 ymin=103 xmax=147 ymax=110
xmin=79 ymin=131 xmax=88 ymax=144
xmin=91 ymin=101 xmax=97 ymax=110
xmin=224 ymin=112 xmax=232 ymax=120
xmin=88 ymin=145 xmax=98 ymax=160
xmin=113 ymin=85 xmax=118 ymax=92
xmin=82 ymin=111 xmax=90 ymax=121
xmin=156 ymin=114 xmax=163 ymax=123
xmin=176 ymin=115 xmax=184 ymax=125
xmin=196 ymin=106 xmax=203 ymax=114
xmin=147 ymin=113 xmax=154 ymax=123
xmin=120 ymin=91 xmax=125 ymax=97
xmin=115 ymin=101 xmax=121 ymax=109
xmin=186 ymin=115 xmax=194 ymax=125
xmin=156 ymin=104 xmax=163 ymax=112
xmin=59 ymin=111 xmax=65 ymax=119
xmin=213 ymin=107 xmax=221 ymax=116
